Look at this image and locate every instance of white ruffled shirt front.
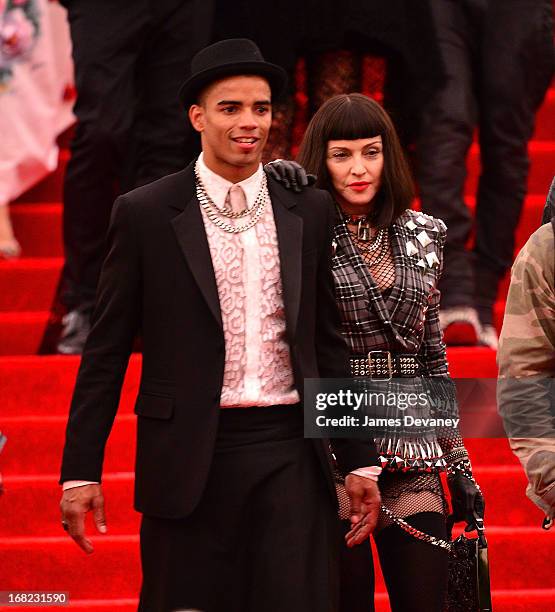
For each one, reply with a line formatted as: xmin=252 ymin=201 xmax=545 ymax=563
xmin=196 ymin=153 xmax=299 ymax=408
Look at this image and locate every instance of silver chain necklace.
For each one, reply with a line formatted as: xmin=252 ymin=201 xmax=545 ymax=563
xmin=194 ymin=166 xmax=267 ymax=234
xmin=353 ymin=229 xmax=389 ymax=267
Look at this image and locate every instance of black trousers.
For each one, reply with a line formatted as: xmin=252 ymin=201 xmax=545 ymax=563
xmin=139 ymin=405 xmax=339 ymax=612
xmin=417 ymin=0 xmax=554 ymax=320
xmin=340 ymin=512 xmax=448 ymax=612
xmin=61 ymin=0 xmax=198 ymax=310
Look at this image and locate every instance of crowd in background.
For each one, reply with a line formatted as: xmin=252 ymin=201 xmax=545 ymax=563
xmin=0 ymin=0 xmax=553 ymax=354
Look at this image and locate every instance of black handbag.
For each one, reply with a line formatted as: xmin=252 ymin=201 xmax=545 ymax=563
xmin=381 ymin=505 xmax=493 ymax=612
xmin=333 ymin=458 xmax=492 ymax=610
xmin=445 ymin=512 xmax=492 ymax=612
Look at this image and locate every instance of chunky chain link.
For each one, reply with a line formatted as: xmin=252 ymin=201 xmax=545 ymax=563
xmin=194 ymin=165 xmax=268 ymax=233
xmin=379 ymin=504 xmax=453 ymax=551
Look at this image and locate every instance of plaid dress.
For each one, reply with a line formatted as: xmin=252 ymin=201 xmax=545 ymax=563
xmin=332 ymin=208 xmax=463 ymax=522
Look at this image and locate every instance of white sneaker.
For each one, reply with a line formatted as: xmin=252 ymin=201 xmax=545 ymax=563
xmin=477 ymin=324 xmax=498 ymax=350
xmin=439 ymin=306 xmax=481 ymax=346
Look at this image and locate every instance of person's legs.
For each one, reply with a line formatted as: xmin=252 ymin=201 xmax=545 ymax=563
xmin=416 ymin=0 xmax=478 ymax=313
xmin=247 ymin=437 xmax=339 ymax=612
xmin=130 ymin=0 xmax=198 ymax=189
xmin=138 ymin=453 xmax=248 ymax=612
xmin=375 ymin=512 xmax=448 ymax=612
xmin=338 ymin=521 xmax=374 ymax=612
xmin=474 ymin=0 xmax=555 ymax=332
xmin=60 ymin=0 xmax=149 ymax=351
xmin=139 ymin=406 xmax=339 ymax=612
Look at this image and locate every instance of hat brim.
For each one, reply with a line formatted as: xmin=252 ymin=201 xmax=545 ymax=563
xmin=178 ymin=61 xmax=288 ymax=108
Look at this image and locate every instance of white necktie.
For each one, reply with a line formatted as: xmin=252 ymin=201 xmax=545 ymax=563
xmin=225 ymin=184 xmax=247 ymax=214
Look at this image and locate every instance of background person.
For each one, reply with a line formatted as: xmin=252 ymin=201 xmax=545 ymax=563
xmin=57 ymin=0 xmax=198 ymax=354
xmin=497 ymin=177 xmax=555 ymax=528
xmin=417 ymin=0 xmax=554 ymax=348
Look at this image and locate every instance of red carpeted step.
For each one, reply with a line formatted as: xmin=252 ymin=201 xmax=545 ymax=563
xmin=473 ymin=466 xmax=547 ymax=528
xmin=0 ymin=529 xmax=552 ymax=596
xmin=1 ymin=466 xmax=539 ymax=538
xmin=0 ymin=349 xmax=495 ymax=408
xmin=0 ymin=416 xmax=136 ymax=475
xmin=446 ymin=347 xmax=497 ymax=377
xmin=0 ymin=312 xmax=50 ymax=356
xmin=13 ymin=150 xmax=69 ymax=204
xmin=465 ymin=141 xmax=555 ymax=197
xmin=465 ymin=437 xmax=517 ymax=465
xmin=10 ymin=204 xmax=63 ymax=258
xmin=0 ymin=538 xmax=141 ymax=600
xmin=0 ymin=474 xmax=139 ymax=538
xmin=0 ymin=356 xmax=140 ymax=416
xmin=0 ymin=259 xmax=62 ymax=312
xmin=374 ymin=590 xmax=555 ymax=612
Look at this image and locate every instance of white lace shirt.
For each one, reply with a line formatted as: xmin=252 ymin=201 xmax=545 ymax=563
xmin=196 ymin=153 xmax=299 ymax=407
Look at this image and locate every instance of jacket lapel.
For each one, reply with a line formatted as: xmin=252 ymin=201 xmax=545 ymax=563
xmin=385 ymin=220 xmax=409 ymax=322
xmin=170 ymin=166 xmax=223 ymax=330
xmin=268 ymin=179 xmax=303 ymax=341
xmin=334 ymin=223 xmax=394 ymax=329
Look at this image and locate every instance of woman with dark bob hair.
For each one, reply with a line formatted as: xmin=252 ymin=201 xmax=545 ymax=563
xmin=268 ymin=93 xmax=485 ymax=611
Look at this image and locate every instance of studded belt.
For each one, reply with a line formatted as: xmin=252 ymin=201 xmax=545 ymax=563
xmin=349 ymin=351 xmax=421 ymax=379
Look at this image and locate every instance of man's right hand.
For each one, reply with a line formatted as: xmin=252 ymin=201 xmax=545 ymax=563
xmin=60 ymin=484 xmax=107 ymax=554
xmin=343 ymin=474 xmax=381 ymax=547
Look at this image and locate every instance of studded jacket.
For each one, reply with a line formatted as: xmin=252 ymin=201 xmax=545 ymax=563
xmin=331 ymin=208 xmax=465 ymax=471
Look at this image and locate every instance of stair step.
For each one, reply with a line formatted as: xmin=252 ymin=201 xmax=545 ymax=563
xmin=0 ymin=465 xmax=541 ymax=538
xmin=0 ymin=415 xmax=137 ymax=475
xmin=0 ymin=529 xmax=552 ymax=596
xmin=0 ymin=474 xmax=139 ymax=538
xmin=10 ymin=204 xmax=63 ymax=258
xmin=14 ymin=150 xmax=69 ymax=204
xmin=0 ymin=258 xmax=62 ymax=312
xmin=2 ymin=416 xmax=514 ymax=477
xmin=0 ymin=355 xmax=140 ymax=416
xmin=374 ymin=590 xmax=555 ymax=612
xmin=0 ymin=351 xmax=494 ymax=418
xmin=0 ymin=312 xmax=50 ymax=356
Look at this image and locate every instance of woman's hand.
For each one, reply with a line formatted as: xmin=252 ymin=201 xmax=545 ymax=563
xmin=264 ymin=159 xmax=316 ymax=192
xmin=447 ymin=470 xmax=485 ymax=531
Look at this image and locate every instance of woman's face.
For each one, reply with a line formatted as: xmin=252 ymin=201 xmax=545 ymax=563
xmin=325 ymin=136 xmax=384 ymax=215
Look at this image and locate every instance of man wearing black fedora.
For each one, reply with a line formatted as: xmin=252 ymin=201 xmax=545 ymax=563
xmin=59 ymin=38 xmax=380 ymax=612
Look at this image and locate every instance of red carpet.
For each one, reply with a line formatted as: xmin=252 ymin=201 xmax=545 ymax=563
xmin=1 ymin=84 xmax=555 ymax=611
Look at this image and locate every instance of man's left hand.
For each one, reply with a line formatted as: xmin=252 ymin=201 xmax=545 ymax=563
xmin=344 ymin=474 xmax=381 ymax=547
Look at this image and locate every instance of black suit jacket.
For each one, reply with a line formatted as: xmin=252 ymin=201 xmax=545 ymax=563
xmin=60 ymin=163 xmax=377 ymax=518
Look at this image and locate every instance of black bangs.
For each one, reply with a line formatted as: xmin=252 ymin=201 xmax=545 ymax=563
xmin=323 ymin=94 xmax=385 ymax=142
xmin=297 ymin=93 xmax=415 ymax=226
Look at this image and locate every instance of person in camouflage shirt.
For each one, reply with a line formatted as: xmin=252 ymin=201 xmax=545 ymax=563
xmin=497 ymin=205 xmax=555 ymax=524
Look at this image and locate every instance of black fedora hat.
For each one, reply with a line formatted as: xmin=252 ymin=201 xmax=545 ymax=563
xmin=178 ymin=38 xmax=288 ymax=108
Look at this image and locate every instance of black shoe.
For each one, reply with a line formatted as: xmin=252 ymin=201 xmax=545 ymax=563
xmin=57 ymin=308 xmax=92 ymax=355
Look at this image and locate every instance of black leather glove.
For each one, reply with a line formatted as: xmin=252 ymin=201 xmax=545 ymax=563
xmin=447 ymin=468 xmax=485 ymax=532
xmin=264 ymin=159 xmax=316 ymax=192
